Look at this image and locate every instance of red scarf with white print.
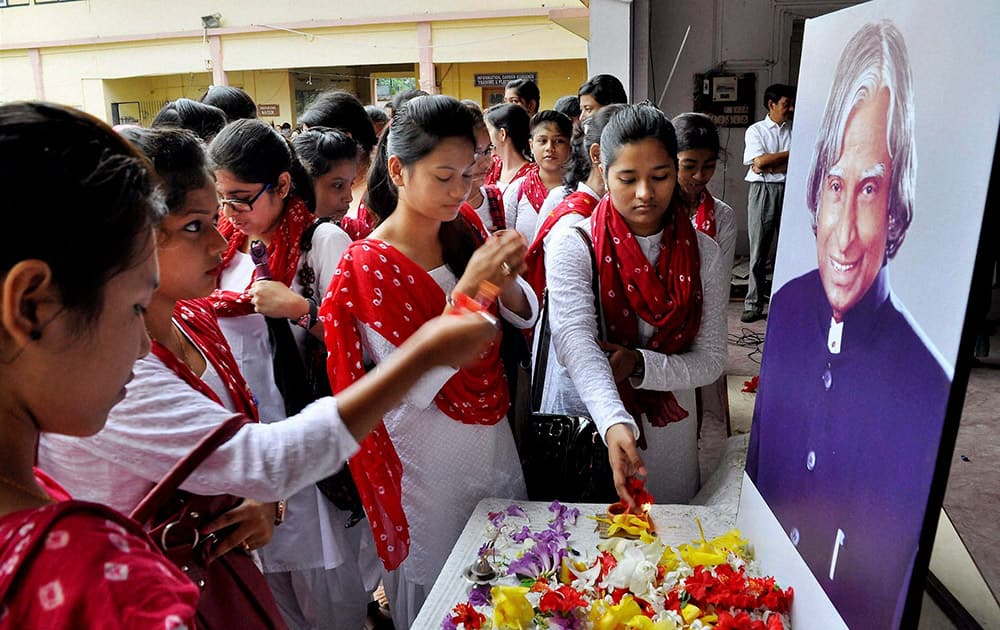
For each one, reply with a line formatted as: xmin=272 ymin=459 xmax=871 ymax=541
xmin=590 ymin=195 xmax=703 ymax=448
xmin=153 ymin=297 xmax=260 ymax=422
xmin=523 ymin=190 xmax=599 ymax=303
xmin=691 ymin=190 xmax=717 ymax=239
xmin=319 ymin=233 xmax=508 ymax=569
xmin=210 ymin=195 xmax=314 ymax=318
xmin=517 ymin=163 xmax=548 ymax=213
xmin=340 ymin=199 xmax=378 ymax=241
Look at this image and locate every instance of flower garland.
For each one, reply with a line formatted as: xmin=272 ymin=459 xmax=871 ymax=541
xmin=443 ymin=502 xmax=793 ymax=630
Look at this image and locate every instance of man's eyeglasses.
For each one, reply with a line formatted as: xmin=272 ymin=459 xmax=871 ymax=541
xmin=218 ymin=183 xmax=271 ymax=213
xmin=475 ymin=143 xmax=496 ymax=159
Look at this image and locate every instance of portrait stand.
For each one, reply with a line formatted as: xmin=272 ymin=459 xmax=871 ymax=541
xmin=735 ymin=1 xmax=999 ymax=627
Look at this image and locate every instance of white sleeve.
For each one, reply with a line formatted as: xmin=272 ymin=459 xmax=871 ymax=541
xmin=503 ymin=177 xmax=525 ymax=233
xmin=498 ymin=274 xmax=540 ymax=329
xmin=632 ymin=232 xmax=727 ymax=392
xmin=546 ymin=227 xmax=639 ymax=441
xmin=55 ymin=354 xmax=360 ymax=502
xmin=713 ymin=198 xmax=738 ymax=278
xmin=743 ymin=124 xmax=765 ymax=164
xmin=307 ymin=222 xmax=352 ymax=296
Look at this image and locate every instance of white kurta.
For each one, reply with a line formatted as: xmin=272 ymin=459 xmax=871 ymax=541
xmin=364 ymin=265 xmax=535 ymax=629
xmin=215 ymin=221 xmax=358 ymax=576
xmin=541 ymin=221 xmax=728 ymax=503
xmin=501 ymin=175 xmax=541 ymax=243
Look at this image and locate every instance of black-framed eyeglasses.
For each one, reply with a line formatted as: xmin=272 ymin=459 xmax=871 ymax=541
xmin=475 ymin=143 xmax=496 ymax=159
xmin=218 ymin=183 xmax=272 ymax=213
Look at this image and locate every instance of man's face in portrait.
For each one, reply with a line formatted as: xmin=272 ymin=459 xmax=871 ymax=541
xmin=815 ymin=87 xmax=893 ymax=322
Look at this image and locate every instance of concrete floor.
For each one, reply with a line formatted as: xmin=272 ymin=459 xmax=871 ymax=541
xmin=698 ymin=288 xmax=1000 ymax=627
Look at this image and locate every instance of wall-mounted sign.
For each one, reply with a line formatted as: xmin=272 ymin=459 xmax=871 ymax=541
xmin=258 ymin=103 xmax=280 ymax=117
xmin=474 ymin=72 xmax=537 ymax=88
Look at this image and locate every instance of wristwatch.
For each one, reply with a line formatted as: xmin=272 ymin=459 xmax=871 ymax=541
xmin=292 ymin=297 xmax=318 ymax=329
xmin=630 ymin=350 xmax=645 ymax=382
xmin=274 ymin=499 xmax=287 ymax=526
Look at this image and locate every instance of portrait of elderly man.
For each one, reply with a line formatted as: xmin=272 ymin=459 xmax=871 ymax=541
xmin=746 ymin=20 xmax=951 ymax=630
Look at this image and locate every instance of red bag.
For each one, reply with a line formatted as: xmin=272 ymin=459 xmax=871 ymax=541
xmin=130 ymin=416 xmax=287 ymax=629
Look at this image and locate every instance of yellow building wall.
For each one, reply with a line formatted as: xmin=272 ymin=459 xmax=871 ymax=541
xmin=437 ymin=59 xmax=588 ymax=110
xmin=97 ymin=70 xmax=295 ymax=126
xmin=431 ymin=18 xmax=586 ymax=63
xmin=0 ymin=0 xmax=587 ymax=48
xmin=0 ymin=52 xmax=36 ymax=103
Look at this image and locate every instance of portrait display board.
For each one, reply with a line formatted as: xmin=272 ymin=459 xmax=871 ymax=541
xmin=737 ymin=1 xmax=999 ymax=628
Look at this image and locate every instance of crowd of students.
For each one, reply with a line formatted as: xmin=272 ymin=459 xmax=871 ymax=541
xmin=0 ymin=72 xmax=736 ymax=629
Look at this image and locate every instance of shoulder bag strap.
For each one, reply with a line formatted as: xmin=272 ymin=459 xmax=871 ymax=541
xmin=129 ymin=414 xmax=249 ymax=526
xmin=529 ymin=226 xmax=604 ymax=412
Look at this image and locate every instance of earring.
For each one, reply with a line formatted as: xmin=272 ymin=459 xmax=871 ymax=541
xmin=29 ymin=330 xmax=41 ymax=341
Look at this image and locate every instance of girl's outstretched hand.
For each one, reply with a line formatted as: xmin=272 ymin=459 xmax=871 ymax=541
xmin=410 ymin=310 xmax=500 ymax=368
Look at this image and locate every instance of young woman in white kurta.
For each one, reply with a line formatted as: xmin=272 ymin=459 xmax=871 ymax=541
xmin=37 ymin=126 xmax=502 ymax=630
xmin=323 ymin=95 xmax=537 ymax=629
xmin=544 ymin=105 xmax=728 ymax=506
xmin=502 ymin=110 xmax=574 ymax=243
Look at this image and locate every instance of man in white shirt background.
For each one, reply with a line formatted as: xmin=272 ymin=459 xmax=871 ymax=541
xmin=742 ymin=83 xmax=795 ymax=323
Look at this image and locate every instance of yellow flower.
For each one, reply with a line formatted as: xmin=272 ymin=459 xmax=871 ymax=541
xmin=491 ymin=585 xmax=534 ymax=629
xmin=625 ymin=614 xmax=678 ymax=630
xmin=595 ymin=595 xmax=642 ymax=630
xmin=676 ymin=527 xmax=751 ymax=569
xmin=681 ymin=604 xmax=702 ymax=624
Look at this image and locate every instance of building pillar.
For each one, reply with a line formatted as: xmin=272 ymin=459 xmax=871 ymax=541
xmin=587 ymin=0 xmax=634 ymax=100
xmin=29 ymin=48 xmax=44 ymax=100
xmin=417 ymin=22 xmax=437 ymax=94
xmin=209 ymin=35 xmax=227 ymax=86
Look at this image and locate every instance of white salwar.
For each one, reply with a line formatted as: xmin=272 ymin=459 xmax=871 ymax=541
xmin=366 ymin=266 xmax=536 ymax=629
xmin=540 ymin=221 xmax=728 ymax=503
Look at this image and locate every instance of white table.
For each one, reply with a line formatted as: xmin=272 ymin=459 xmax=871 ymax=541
xmin=412 ymin=434 xmax=749 ymax=628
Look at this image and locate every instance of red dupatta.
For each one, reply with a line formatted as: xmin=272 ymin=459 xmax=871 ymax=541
xmin=484 ymin=154 xmax=503 ymax=186
xmin=340 ymin=199 xmax=378 ymax=241
xmin=210 ymin=195 xmax=315 ymax=317
xmin=590 ymin=196 xmax=703 ymax=448
xmin=523 ymin=190 xmax=599 ymax=303
xmin=517 ymin=164 xmax=548 ymax=212
xmin=691 ymin=191 xmax=717 ymax=239
xmin=153 ymin=297 xmax=260 ymax=423
xmin=319 ymin=238 xmax=509 ymax=569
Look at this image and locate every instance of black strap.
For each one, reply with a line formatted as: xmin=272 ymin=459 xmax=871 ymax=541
xmin=530 ymin=226 xmax=604 ymax=412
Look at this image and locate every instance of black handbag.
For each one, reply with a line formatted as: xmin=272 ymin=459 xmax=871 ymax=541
xmin=520 ymin=226 xmax=617 ymax=503
xmin=263 ymin=220 xmax=365 ymax=526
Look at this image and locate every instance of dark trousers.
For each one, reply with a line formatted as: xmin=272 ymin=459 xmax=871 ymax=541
xmin=745 ymin=181 xmax=785 ymax=311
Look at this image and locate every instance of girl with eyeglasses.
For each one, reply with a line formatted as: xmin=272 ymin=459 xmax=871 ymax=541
xmin=1 ymin=102 xmax=497 ymax=628
xmin=206 ymin=118 xmax=367 ymax=627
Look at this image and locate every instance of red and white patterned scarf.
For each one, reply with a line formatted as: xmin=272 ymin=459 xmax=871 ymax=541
xmin=517 ymin=163 xmax=548 ymax=213
xmin=524 ymin=190 xmax=599 ymax=303
xmin=319 ymin=237 xmax=508 ymax=569
xmin=211 ymin=195 xmax=315 ymax=317
xmin=340 ymin=199 xmax=378 ymax=241
xmin=691 ymin=190 xmax=717 ymax=239
xmin=591 ymin=196 xmax=703 ymax=448
xmin=153 ymin=298 xmax=260 ymax=423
